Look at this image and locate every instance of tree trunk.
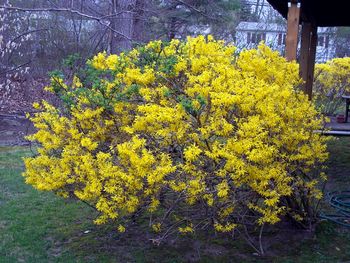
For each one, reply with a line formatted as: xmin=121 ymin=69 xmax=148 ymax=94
xmin=107 ymin=0 xmax=117 ymax=54
xmin=132 ymin=0 xmax=146 ymax=45
xmin=114 ymin=0 xmax=136 ymax=53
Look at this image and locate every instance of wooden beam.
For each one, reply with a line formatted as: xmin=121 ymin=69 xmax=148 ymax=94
xmin=299 ymin=22 xmax=311 ymax=84
xmin=306 ymin=25 xmax=317 ymax=99
xmin=285 ymin=0 xmax=300 ymax=61
xmin=299 ymin=22 xmax=317 ymax=100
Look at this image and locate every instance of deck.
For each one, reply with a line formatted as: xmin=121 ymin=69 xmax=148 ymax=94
xmin=319 ymin=116 xmax=350 ymax=136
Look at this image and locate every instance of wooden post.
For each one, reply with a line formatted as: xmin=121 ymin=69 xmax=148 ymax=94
xmin=307 ymin=26 xmax=317 ymax=99
xmin=299 ymin=22 xmax=317 ymax=99
xmin=300 ymin=22 xmax=311 ymax=82
xmin=285 ymin=0 xmax=300 ymax=61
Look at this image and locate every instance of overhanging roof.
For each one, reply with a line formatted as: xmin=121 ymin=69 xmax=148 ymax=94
xmin=266 ymin=0 xmax=350 ymax=27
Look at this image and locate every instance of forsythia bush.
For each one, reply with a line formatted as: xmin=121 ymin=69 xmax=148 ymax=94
xmin=24 ymin=36 xmax=328 ymax=239
xmin=314 ymin=57 xmax=350 ymax=115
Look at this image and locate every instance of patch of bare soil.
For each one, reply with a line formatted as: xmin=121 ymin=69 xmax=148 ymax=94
xmin=0 ymin=78 xmax=60 ymax=146
xmin=0 ymin=114 xmax=35 ymax=146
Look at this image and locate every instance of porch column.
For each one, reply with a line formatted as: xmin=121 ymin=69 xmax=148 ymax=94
xmin=299 ymin=22 xmax=317 ymax=100
xmin=285 ymin=0 xmax=300 ymax=61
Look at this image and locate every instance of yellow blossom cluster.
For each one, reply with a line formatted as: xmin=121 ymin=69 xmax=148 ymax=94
xmin=24 ymin=36 xmax=328 ymax=237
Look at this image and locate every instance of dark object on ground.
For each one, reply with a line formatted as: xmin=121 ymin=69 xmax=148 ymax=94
xmin=337 ymin=114 xmax=346 ymax=123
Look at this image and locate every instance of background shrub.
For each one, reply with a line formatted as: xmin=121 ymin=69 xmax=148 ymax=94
xmin=314 ymin=57 xmax=350 ymax=115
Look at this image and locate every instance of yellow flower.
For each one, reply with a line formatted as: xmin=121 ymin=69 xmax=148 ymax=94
xmin=80 ymin=137 xmax=98 ymax=151
xmin=184 ymin=144 xmax=202 ymax=162
xmin=33 ymin=102 xmax=40 ymax=109
xmin=72 ymin=76 xmax=82 ymax=88
xmin=178 ymin=223 xmax=194 ymax=234
xmin=152 ymin=223 xmax=162 ymax=233
xmin=117 ymin=225 xmax=126 ymax=233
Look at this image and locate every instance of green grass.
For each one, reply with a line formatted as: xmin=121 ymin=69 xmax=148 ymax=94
xmin=0 ymin=147 xmax=98 ymax=262
xmin=2 ymin=140 xmax=350 ymax=262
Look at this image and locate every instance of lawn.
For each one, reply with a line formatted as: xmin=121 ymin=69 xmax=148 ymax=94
xmin=2 ymin=139 xmax=350 ymax=262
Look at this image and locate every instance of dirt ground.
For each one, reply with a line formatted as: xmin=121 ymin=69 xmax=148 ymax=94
xmin=0 ymin=78 xmax=58 ymax=146
xmin=0 ymin=113 xmax=35 ymax=146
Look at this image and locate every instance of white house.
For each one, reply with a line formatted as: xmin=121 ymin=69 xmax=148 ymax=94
xmin=235 ymin=22 xmax=336 ymax=62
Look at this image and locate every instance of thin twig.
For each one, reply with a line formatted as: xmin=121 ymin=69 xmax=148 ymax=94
xmin=173 ymin=0 xmax=219 ymax=21
xmin=0 ymin=5 xmax=133 ymax=41
xmin=258 ymin=223 xmax=265 ymax=256
xmin=0 ymin=61 xmax=31 ymax=76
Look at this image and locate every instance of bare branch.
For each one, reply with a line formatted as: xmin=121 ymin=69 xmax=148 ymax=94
xmin=173 ymin=0 xmax=220 ymax=22
xmin=0 ymin=61 xmax=31 ymax=76
xmin=0 ymin=5 xmax=134 ymax=41
xmin=0 ymin=28 xmax=49 ymax=53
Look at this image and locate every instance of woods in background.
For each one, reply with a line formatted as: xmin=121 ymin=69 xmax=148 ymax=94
xmin=1 ymin=0 xmax=350 ymax=113
xmin=0 ymin=0 xmax=240 ymax=75
xmin=0 ymin=0 xmax=241 ymax=112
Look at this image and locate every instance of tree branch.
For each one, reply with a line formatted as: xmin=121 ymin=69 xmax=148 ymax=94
xmin=0 ymin=5 xmax=133 ymax=41
xmin=0 ymin=61 xmax=31 ymax=76
xmin=173 ymin=0 xmax=220 ymax=22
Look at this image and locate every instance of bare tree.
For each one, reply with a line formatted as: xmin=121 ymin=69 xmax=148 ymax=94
xmin=0 ymin=0 xmax=32 ymax=110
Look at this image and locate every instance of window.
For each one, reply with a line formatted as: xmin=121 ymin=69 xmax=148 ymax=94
xmin=325 ymin=36 xmax=329 ymax=48
xmin=318 ymin=36 xmax=324 ymax=47
xmin=251 ymin=33 xmax=257 ymax=43
xmin=247 ymin=32 xmax=266 ymax=44
xmin=258 ymin=33 xmax=266 ymax=42
xmin=317 ymin=35 xmax=330 ymax=48
xmin=278 ymin=33 xmax=286 ymax=45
